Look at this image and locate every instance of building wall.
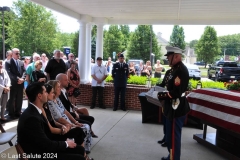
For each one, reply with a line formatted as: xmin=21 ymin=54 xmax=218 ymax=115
xmin=76 ymin=84 xmax=149 ymax=110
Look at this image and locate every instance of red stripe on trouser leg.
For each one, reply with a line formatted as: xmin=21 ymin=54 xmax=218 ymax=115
xmin=171 ymin=119 xmax=175 ymax=160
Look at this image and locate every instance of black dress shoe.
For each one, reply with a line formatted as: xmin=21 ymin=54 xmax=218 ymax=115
xmin=161 ymin=156 xmax=169 ymax=160
xmin=161 ymin=142 xmax=167 ymax=147
xmin=113 ymin=109 xmax=117 ymax=111
xmin=121 ymin=108 xmax=126 ymax=111
xmin=90 ymin=106 xmax=95 ymax=109
xmin=100 ymin=106 xmax=106 ymax=109
xmin=157 ymin=138 xmax=165 ymax=144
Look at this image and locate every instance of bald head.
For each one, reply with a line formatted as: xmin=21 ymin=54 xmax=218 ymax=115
xmin=56 ymin=73 xmax=68 ymax=88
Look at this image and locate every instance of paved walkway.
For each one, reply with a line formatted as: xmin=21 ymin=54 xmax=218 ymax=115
xmin=0 ymin=101 xmax=226 ymax=160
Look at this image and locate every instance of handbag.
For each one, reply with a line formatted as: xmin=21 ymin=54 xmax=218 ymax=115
xmin=73 ymin=88 xmax=81 ymax=97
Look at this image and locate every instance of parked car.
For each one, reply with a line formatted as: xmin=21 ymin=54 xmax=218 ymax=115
xmin=208 ymin=61 xmax=240 ymax=81
xmin=128 ymin=59 xmax=143 ymax=66
xmin=184 ymin=63 xmax=201 ymax=80
xmin=194 ymin=61 xmax=205 ymax=66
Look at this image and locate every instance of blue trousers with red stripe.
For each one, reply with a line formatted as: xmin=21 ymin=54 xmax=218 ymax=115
xmin=165 ymin=115 xmax=186 ymax=160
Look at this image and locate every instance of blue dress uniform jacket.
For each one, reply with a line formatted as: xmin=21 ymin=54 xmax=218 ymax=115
xmin=112 ymin=62 xmax=129 ymax=87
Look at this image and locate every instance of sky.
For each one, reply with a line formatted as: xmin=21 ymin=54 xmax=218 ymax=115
xmin=2 ymin=0 xmax=240 ymax=43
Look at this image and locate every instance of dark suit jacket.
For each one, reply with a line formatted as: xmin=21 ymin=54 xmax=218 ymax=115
xmin=59 ymin=91 xmax=73 ymax=113
xmin=5 ymin=58 xmax=26 ymax=87
xmin=112 ymin=62 xmax=129 ymax=87
xmin=17 ymin=103 xmax=66 ymax=154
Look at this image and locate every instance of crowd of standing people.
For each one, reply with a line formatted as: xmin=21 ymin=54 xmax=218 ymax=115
xmin=0 ymin=46 xmax=177 ymax=160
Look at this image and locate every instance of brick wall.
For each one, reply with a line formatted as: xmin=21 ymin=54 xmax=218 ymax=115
xmin=76 ymin=84 xmax=149 ymax=110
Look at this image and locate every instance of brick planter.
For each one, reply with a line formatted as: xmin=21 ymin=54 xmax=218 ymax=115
xmin=76 ymin=83 xmax=150 ymax=110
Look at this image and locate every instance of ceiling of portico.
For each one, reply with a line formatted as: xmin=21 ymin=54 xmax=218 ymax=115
xmin=30 ymin=0 xmax=240 ymax=25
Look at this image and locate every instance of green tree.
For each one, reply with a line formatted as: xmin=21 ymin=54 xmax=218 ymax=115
xmin=169 ymin=25 xmax=186 ymax=50
xmin=53 ymin=32 xmax=75 ymax=53
xmin=195 ymin=26 xmax=220 ymax=67
xmin=7 ymin=0 xmax=58 ymax=55
xmin=91 ymin=25 xmax=97 ymax=37
xmin=127 ymin=25 xmax=161 ymax=62
xmin=103 ymin=25 xmax=125 ymax=60
xmin=120 ymin=25 xmax=130 ymax=49
xmin=0 ymin=10 xmax=15 ymax=58
xmin=72 ymin=31 xmax=79 ymax=57
xmin=189 ymin=40 xmax=198 ymax=48
xmin=218 ymin=34 xmax=240 ymax=58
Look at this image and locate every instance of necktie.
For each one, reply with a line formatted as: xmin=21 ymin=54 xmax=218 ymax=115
xmin=16 ymin=60 xmax=20 ymax=72
xmin=121 ymin=63 xmax=122 ymax=68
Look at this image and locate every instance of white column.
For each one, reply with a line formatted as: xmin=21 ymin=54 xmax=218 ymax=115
xmin=96 ymin=24 xmax=104 ymax=60
xmin=78 ymin=21 xmax=88 ymax=84
xmin=85 ymin=23 xmax=92 ymax=83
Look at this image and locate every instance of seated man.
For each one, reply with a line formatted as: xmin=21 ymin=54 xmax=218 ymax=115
xmin=17 ymin=82 xmax=86 ymax=160
xmin=56 ymin=73 xmax=98 ymax=138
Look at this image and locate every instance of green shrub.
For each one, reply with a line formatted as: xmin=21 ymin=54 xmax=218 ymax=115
xmin=106 ymin=76 xmax=226 ymax=90
xmin=105 ymin=75 xmax=162 ymax=86
xmin=189 ymin=79 xmax=226 ymax=90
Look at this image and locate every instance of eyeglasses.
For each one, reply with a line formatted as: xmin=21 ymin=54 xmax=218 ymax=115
xmin=15 ymin=52 xmax=20 ymax=55
xmin=70 ymin=56 xmax=74 ymax=57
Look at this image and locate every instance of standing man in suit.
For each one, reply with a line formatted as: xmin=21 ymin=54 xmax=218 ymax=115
xmin=5 ymin=48 xmax=26 ymax=118
xmin=17 ymin=82 xmax=86 ymax=160
xmin=112 ymin=53 xmax=129 ymax=111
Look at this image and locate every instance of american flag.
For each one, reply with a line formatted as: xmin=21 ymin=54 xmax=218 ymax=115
xmin=187 ymin=88 xmax=240 ymax=134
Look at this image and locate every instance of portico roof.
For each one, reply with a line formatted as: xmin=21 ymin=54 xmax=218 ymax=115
xmin=30 ymin=0 xmax=240 ymax=25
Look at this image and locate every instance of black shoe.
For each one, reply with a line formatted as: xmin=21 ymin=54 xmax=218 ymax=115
xmin=113 ymin=108 xmax=117 ymax=111
xmin=157 ymin=138 xmax=165 ymax=144
xmin=100 ymin=106 xmax=106 ymax=109
xmin=161 ymin=142 xmax=167 ymax=147
xmin=86 ymin=151 xmax=90 ymax=154
xmin=161 ymin=157 xmax=169 ymax=160
xmin=121 ymin=108 xmax=126 ymax=111
xmin=90 ymin=106 xmax=95 ymax=109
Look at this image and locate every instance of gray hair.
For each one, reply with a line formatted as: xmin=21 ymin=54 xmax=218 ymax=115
xmin=6 ymin=50 xmax=12 ymax=56
xmin=53 ymin=49 xmax=61 ymax=55
xmin=33 ymin=53 xmax=40 ymax=60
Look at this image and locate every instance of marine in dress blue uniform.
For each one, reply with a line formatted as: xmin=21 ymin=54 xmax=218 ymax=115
xmin=112 ymin=53 xmax=129 ymax=111
xmin=157 ymin=46 xmax=190 ymax=160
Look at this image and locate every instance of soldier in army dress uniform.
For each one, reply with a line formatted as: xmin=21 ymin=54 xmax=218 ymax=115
xmin=157 ymin=46 xmax=190 ymax=160
xmin=112 ymin=53 xmax=129 ymax=111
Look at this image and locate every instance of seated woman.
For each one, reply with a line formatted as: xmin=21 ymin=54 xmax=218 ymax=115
xmin=42 ymin=84 xmax=93 ymax=160
xmin=47 ymin=80 xmax=92 ymax=154
xmin=42 ymin=84 xmax=85 ymax=145
xmin=31 ymin=60 xmax=47 ymax=83
xmin=56 ymin=73 xmax=98 ymax=138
